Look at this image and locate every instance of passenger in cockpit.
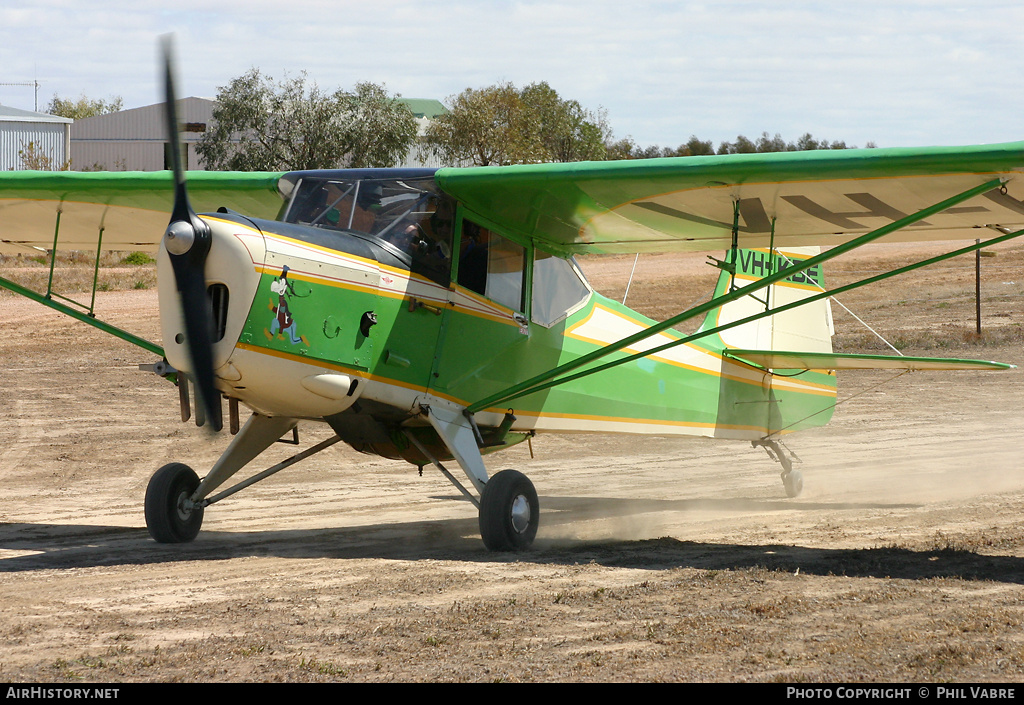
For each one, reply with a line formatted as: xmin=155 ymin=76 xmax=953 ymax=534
xmin=322 ymin=182 xmax=381 ymax=233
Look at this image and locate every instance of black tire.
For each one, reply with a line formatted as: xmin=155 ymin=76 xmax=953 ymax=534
xmin=145 ymin=462 xmax=204 ymax=543
xmin=478 ymin=469 xmax=539 ymax=551
xmin=782 ymin=468 xmax=804 ymax=498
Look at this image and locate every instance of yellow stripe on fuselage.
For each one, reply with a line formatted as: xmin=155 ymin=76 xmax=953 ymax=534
xmin=566 ymin=302 xmax=836 ymax=397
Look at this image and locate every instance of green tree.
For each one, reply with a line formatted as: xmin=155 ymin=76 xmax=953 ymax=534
xmin=197 ymin=69 xmax=417 ymax=171
xmin=755 ymin=132 xmax=790 ymax=153
xmin=716 ymin=132 xmax=859 ymax=154
xmin=718 ymin=134 xmax=758 ymax=154
xmin=520 ymin=82 xmax=610 ymax=163
xmin=604 ymin=136 xmax=639 ymax=161
xmin=680 ymin=136 xmax=715 ymax=156
xmin=340 ymin=82 xmax=420 ymax=169
xmin=602 ymin=135 xmax=715 ymax=160
xmin=794 ymin=132 xmax=858 ymax=151
xmin=606 ymin=132 xmax=865 ymax=160
xmin=46 ymin=94 xmax=123 ymax=120
xmin=424 ymin=83 xmax=539 ymax=166
xmin=424 ymin=82 xmax=610 ymax=166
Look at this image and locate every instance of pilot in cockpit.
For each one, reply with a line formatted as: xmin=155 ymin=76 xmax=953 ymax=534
xmin=389 ymin=196 xmax=453 ymax=261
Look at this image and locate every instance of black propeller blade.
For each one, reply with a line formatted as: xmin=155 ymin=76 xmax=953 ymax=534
xmin=161 ymin=36 xmax=222 ymax=431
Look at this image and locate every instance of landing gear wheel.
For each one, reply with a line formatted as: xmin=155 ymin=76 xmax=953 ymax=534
xmin=479 ymin=469 xmax=539 ymax=551
xmin=145 ymin=462 xmax=204 ymax=543
xmin=782 ymin=468 xmax=804 ymax=498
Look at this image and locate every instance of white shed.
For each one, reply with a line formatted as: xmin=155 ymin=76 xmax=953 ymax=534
xmin=71 ymin=97 xmax=212 ymax=171
xmin=0 ymin=105 xmax=73 ymax=171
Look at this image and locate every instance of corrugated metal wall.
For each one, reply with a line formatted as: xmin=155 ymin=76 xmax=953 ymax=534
xmin=0 ymin=121 xmax=69 ymax=170
xmin=70 ymin=98 xmax=211 ymax=171
xmin=72 ymin=140 xmax=166 ymax=171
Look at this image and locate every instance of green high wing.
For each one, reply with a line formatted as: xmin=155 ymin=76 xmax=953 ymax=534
xmin=436 ymin=140 xmax=1024 ymax=254
xmin=0 ymin=170 xmax=283 ymax=254
xmin=4 ymin=141 xmax=1024 ymax=254
xmin=0 ymin=170 xmax=283 ymax=354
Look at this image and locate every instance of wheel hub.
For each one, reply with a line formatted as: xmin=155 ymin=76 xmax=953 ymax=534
xmin=175 ymin=492 xmax=193 ymax=522
xmin=510 ymin=494 xmax=531 ymax=534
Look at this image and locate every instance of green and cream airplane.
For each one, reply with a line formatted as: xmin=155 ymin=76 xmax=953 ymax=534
xmin=2 ymin=56 xmax=1023 ymax=550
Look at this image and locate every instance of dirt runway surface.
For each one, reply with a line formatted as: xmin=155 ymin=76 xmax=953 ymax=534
xmin=1 ymin=247 xmax=1024 ymax=682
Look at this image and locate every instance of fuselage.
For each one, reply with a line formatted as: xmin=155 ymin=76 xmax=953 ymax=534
xmin=158 ymin=170 xmax=838 ymax=462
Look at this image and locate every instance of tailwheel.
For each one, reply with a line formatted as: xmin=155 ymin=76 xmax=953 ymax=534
xmin=145 ymin=462 xmax=204 ymax=543
xmin=753 ymin=438 xmax=804 ymax=498
xmin=479 ymin=469 xmax=539 ymax=551
xmin=781 ymin=468 xmax=804 ymax=498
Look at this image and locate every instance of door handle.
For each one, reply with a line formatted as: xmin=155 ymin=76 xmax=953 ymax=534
xmin=408 ymin=297 xmax=443 ymax=316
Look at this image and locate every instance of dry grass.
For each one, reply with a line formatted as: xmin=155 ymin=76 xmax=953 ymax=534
xmin=10 ymin=560 xmax=1023 ymax=682
xmin=0 ymin=251 xmax=157 ymax=297
xmin=827 ymin=243 xmax=1024 ymax=352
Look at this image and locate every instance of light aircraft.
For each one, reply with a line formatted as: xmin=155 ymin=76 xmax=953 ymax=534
xmin=2 ymin=48 xmax=1023 ymax=550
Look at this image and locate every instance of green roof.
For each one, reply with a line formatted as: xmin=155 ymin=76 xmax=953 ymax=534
xmin=398 ymin=98 xmax=447 ymax=119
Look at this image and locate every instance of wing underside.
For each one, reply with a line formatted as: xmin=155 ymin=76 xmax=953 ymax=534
xmin=0 ymin=171 xmax=283 ymax=254
xmin=436 ymin=141 xmax=1024 ymax=255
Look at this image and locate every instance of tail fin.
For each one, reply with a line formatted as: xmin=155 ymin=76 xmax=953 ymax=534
xmin=698 ymin=246 xmax=834 ymax=354
xmin=700 ymin=247 xmax=837 ymax=437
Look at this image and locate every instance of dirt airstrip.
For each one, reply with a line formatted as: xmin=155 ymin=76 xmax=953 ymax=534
xmin=1 ymin=244 xmax=1024 ymax=682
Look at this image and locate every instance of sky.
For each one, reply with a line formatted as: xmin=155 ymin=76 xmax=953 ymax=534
xmin=2 ymin=0 xmax=1022 ymax=151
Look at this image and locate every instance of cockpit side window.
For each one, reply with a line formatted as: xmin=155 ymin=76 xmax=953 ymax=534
xmin=457 ymin=218 xmax=526 ymax=312
xmin=531 ymin=251 xmax=591 ymax=327
xmin=377 ymin=192 xmax=454 ymax=283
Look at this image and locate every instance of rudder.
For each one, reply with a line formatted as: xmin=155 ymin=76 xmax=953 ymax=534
xmin=698 ymin=246 xmax=834 ymax=355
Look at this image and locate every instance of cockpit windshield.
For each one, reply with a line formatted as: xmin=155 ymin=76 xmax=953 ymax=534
xmin=282 ymin=175 xmax=455 ymax=284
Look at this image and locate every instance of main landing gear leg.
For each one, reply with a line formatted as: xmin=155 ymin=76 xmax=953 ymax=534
xmin=144 ymin=413 xmax=300 ymax=543
xmin=753 ymin=438 xmax=803 ymax=498
xmin=423 ymin=406 xmax=540 ymax=551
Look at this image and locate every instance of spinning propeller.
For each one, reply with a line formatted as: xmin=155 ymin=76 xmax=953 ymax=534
xmin=161 ymin=37 xmax=222 ymax=431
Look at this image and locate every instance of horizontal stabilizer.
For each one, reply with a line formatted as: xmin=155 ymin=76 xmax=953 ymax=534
xmin=723 ymin=349 xmax=1015 ymax=371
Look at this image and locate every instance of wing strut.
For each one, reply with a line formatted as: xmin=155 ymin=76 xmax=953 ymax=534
xmin=0 ymin=186 xmax=164 ymax=356
xmin=465 ymin=178 xmax=1009 ymax=414
xmin=0 ymin=272 xmax=163 ymax=356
